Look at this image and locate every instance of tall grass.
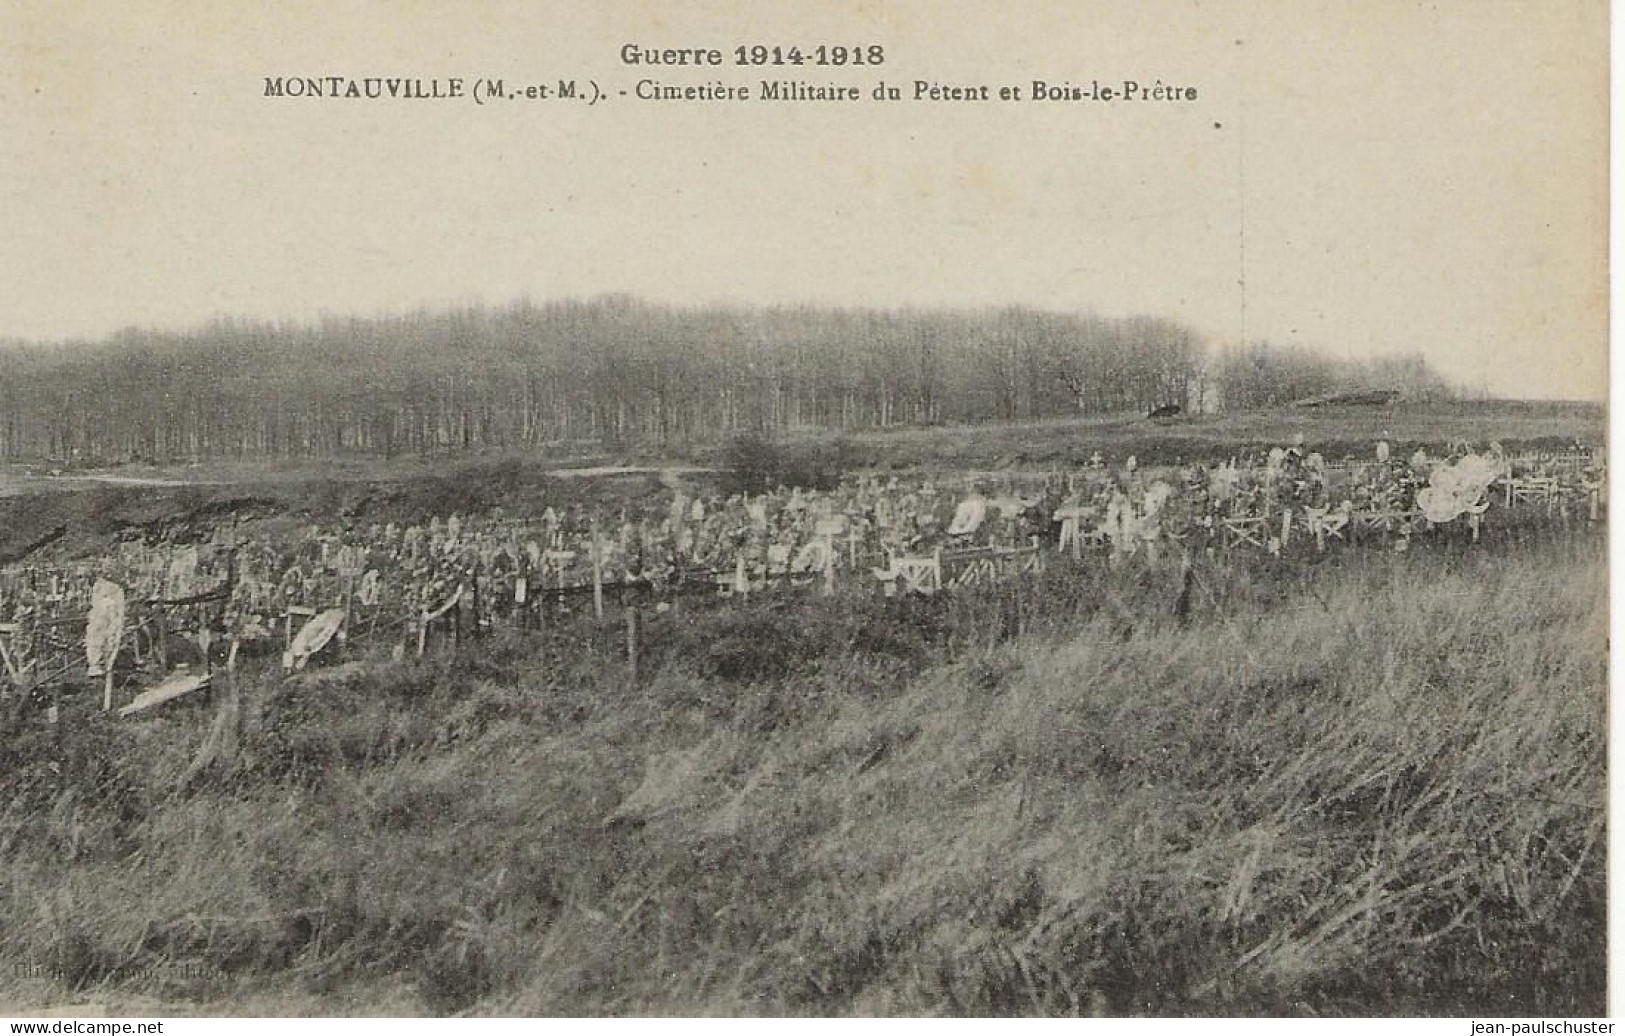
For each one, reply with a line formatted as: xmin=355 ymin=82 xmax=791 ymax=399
xmin=0 ymin=532 xmax=1604 ymax=1015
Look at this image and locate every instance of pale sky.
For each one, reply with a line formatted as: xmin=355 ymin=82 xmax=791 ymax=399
xmin=0 ymin=0 xmax=1608 ymax=399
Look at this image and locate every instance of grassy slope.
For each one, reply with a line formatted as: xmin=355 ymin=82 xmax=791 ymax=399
xmin=837 ymin=400 xmax=1604 ymax=471
xmin=0 ymin=530 xmax=1606 ymax=1016
xmin=0 ymin=466 xmax=672 ymax=565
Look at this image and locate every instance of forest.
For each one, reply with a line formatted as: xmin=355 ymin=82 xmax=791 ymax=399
xmin=0 ymin=296 xmax=1454 ymax=464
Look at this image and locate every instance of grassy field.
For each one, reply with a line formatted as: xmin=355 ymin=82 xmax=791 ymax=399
xmin=833 ymin=399 xmax=1604 ymax=471
xmin=0 ymin=523 xmax=1604 ymax=1016
xmin=0 ymin=398 xmax=1604 ymax=488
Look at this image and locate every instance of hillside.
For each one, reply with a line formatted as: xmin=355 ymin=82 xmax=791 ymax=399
xmin=837 ymin=399 xmax=1603 ymax=471
xmin=0 ymin=527 xmax=1604 ymax=1015
xmin=0 ymin=400 xmax=1602 ymax=568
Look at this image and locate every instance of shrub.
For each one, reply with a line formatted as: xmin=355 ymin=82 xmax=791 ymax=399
xmin=719 ymin=432 xmax=853 ymax=495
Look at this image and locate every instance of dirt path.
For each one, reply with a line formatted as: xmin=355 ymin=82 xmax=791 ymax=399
xmin=550 ymin=465 xmax=713 ymax=481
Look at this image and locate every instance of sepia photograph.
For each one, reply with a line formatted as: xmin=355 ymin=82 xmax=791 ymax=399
xmin=0 ymin=0 xmax=1609 ymax=1020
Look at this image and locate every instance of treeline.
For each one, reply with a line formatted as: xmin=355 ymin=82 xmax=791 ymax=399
xmin=1213 ymin=342 xmax=1455 ymax=410
xmin=0 ymin=296 xmax=1453 ymax=463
